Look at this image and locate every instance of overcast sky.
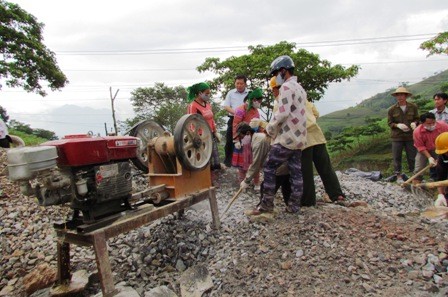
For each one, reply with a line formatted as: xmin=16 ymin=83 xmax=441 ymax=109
xmin=1 ymin=0 xmax=448 ymax=137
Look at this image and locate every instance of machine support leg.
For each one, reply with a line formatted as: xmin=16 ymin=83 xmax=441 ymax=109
xmin=57 ymin=242 xmax=71 ymax=284
xmin=208 ymin=188 xmax=221 ymax=230
xmin=93 ymin=231 xmax=118 ymax=297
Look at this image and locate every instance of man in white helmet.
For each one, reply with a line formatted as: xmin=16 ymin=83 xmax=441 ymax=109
xmin=247 ymin=55 xmax=307 ymax=216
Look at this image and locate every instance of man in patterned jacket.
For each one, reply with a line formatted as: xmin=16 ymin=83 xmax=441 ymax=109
xmin=247 ymin=55 xmax=307 ymax=216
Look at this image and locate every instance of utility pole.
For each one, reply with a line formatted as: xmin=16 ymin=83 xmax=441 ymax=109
xmin=109 ymin=87 xmax=119 ymax=135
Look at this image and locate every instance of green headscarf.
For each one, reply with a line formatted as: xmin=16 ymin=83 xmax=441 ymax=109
xmin=187 ymin=82 xmax=210 ymax=103
xmin=246 ymin=88 xmax=263 ymax=111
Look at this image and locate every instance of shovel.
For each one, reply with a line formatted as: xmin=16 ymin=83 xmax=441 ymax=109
xmin=221 ymin=187 xmax=243 ymax=219
xmin=401 ymin=164 xmax=432 ymax=188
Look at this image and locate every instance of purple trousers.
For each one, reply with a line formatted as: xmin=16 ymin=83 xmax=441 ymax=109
xmin=259 ymin=144 xmax=302 ymax=212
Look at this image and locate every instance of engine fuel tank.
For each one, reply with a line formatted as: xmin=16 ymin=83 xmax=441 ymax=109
xmin=42 ymin=134 xmax=138 ymax=167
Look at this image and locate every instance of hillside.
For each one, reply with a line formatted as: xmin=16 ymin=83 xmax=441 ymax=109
xmin=318 ymin=69 xmax=448 ymax=135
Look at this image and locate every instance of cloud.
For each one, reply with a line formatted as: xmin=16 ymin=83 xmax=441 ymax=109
xmin=2 ymin=0 xmax=448 ymax=134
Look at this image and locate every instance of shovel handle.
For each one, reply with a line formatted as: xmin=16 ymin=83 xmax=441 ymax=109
xmin=402 ymin=164 xmax=432 ymax=186
xmin=221 ymin=187 xmax=243 ymax=218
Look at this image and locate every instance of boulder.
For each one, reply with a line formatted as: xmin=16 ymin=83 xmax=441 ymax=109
xmin=179 ymin=265 xmax=213 ymax=297
xmin=22 ymin=264 xmax=57 ymax=295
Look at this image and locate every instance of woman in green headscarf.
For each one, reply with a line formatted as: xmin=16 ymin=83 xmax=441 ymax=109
xmin=231 ymin=88 xmax=263 ymax=138
xmin=231 ymin=88 xmax=263 ymax=189
xmin=186 ymin=82 xmax=224 ymax=170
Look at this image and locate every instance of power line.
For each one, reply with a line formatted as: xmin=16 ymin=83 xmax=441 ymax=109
xmin=59 ymin=59 xmax=447 ymax=72
xmin=65 ymin=68 xmax=196 ymax=72
xmin=2 ymin=77 xmax=447 ymax=98
xmin=55 ymin=33 xmax=437 ymax=56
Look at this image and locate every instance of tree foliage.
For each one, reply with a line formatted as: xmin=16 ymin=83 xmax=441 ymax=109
xmin=0 ymin=0 xmax=68 ymax=96
xmin=153 ymin=103 xmax=187 ymax=133
xmin=8 ymin=119 xmax=57 ymax=140
xmin=327 ymin=134 xmax=353 ymax=153
xmin=127 ymin=83 xmax=187 ymax=132
xmin=327 ymin=117 xmax=385 ymax=153
xmin=130 ymin=83 xmax=187 ymax=117
xmin=128 ymin=82 xmax=226 ymax=133
xmin=197 ymin=41 xmax=359 ymax=105
xmin=420 ymin=32 xmax=448 ymax=56
xmin=32 ymin=128 xmax=57 ymax=140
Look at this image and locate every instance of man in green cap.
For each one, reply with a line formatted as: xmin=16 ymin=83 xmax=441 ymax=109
xmin=387 ymin=86 xmax=419 ymax=184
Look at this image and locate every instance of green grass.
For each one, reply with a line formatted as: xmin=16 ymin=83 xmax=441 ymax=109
xmin=10 ymin=129 xmax=49 ymax=146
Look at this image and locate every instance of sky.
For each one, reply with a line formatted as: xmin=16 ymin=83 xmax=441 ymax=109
xmin=1 ymin=0 xmax=448 ymax=137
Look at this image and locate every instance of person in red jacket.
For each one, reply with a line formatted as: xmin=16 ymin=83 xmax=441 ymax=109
xmin=412 ymin=112 xmax=448 ymax=184
xmin=231 ymin=88 xmax=263 ymax=187
xmin=186 ymin=82 xmax=224 ymax=171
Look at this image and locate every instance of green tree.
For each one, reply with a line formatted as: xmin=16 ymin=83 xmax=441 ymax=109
xmin=342 ymin=126 xmax=365 ymax=145
xmin=327 ymin=134 xmax=354 ymax=153
xmin=420 ymin=32 xmax=448 ymax=56
xmin=362 ymin=117 xmax=386 ymax=138
xmin=323 ymin=130 xmax=332 ymax=141
xmin=128 ymin=83 xmax=226 ymax=133
xmin=197 ymin=41 xmax=359 ymax=120
xmin=441 ymin=83 xmax=448 ymax=93
xmin=130 ymin=83 xmax=187 ymax=117
xmin=153 ymin=102 xmax=187 ymax=133
xmin=32 ymin=128 xmax=58 ymax=140
xmin=126 ymin=83 xmax=187 ymax=131
xmin=410 ymin=94 xmax=432 ymax=113
xmin=0 ymin=0 xmax=68 ymax=96
xmin=8 ymin=119 xmax=32 ymax=134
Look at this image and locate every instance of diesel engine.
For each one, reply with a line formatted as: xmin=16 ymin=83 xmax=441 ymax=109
xmin=7 ymin=134 xmax=139 ymax=222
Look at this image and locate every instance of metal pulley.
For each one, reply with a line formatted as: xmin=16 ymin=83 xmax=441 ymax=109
xmin=128 ymin=120 xmax=165 ymax=172
xmin=129 ymin=114 xmax=213 ymax=172
xmin=173 ymin=114 xmax=213 ymax=171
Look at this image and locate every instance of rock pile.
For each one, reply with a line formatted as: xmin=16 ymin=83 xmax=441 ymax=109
xmin=1 ymin=148 xmax=448 ymax=296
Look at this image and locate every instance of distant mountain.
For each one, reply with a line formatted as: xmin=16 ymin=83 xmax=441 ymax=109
xmin=318 ymin=69 xmax=448 ymax=134
xmin=25 ymin=105 xmax=116 ymax=138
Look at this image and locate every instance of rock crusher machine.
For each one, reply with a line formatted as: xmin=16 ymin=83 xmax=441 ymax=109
xmin=7 ymin=114 xmax=220 ymax=296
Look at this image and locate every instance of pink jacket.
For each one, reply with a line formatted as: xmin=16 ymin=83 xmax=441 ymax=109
xmin=413 ymin=121 xmax=448 ymax=152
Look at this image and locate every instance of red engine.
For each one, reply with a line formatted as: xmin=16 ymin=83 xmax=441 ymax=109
xmin=42 ymin=134 xmax=138 ymax=166
xmin=7 ymin=134 xmax=139 ymax=223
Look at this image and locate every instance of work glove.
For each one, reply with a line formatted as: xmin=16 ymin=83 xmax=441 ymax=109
xmin=249 ymin=118 xmax=261 ymax=129
xmin=396 ymin=123 xmax=410 ymax=132
xmin=214 ymin=132 xmax=222 ymax=143
xmin=428 ymin=157 xmax=437 ymax=167
xmin=266 ymin=123 xmax=277 ymax=137
xmin=435 ymin=194 xmax=447 ymax=207
xmin=410 ymin=122 xmax=417 ymax=130
xmin=234 ymin=141 xmax=242 ymax=150
xmin=240 ymin=180 xmax=250 ymax=190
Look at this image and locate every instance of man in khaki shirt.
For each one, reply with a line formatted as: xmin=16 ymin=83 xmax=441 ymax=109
xmin=387 ymin=86 xmax=419 ymax=183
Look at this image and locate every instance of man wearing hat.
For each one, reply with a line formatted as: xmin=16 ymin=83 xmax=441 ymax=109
xmin=387 ymin=86 xmax=419 ymax=183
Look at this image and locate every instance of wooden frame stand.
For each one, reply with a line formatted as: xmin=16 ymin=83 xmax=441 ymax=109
xmin=53 ymin=187 xmax=220 ymax=296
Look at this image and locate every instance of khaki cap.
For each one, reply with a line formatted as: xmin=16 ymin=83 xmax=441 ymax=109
xmin=391 ymin=86 xmax=412 ymax=97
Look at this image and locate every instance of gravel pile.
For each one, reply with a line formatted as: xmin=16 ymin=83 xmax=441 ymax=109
xmin=1 ymin=149 xmax=448 ymax=296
